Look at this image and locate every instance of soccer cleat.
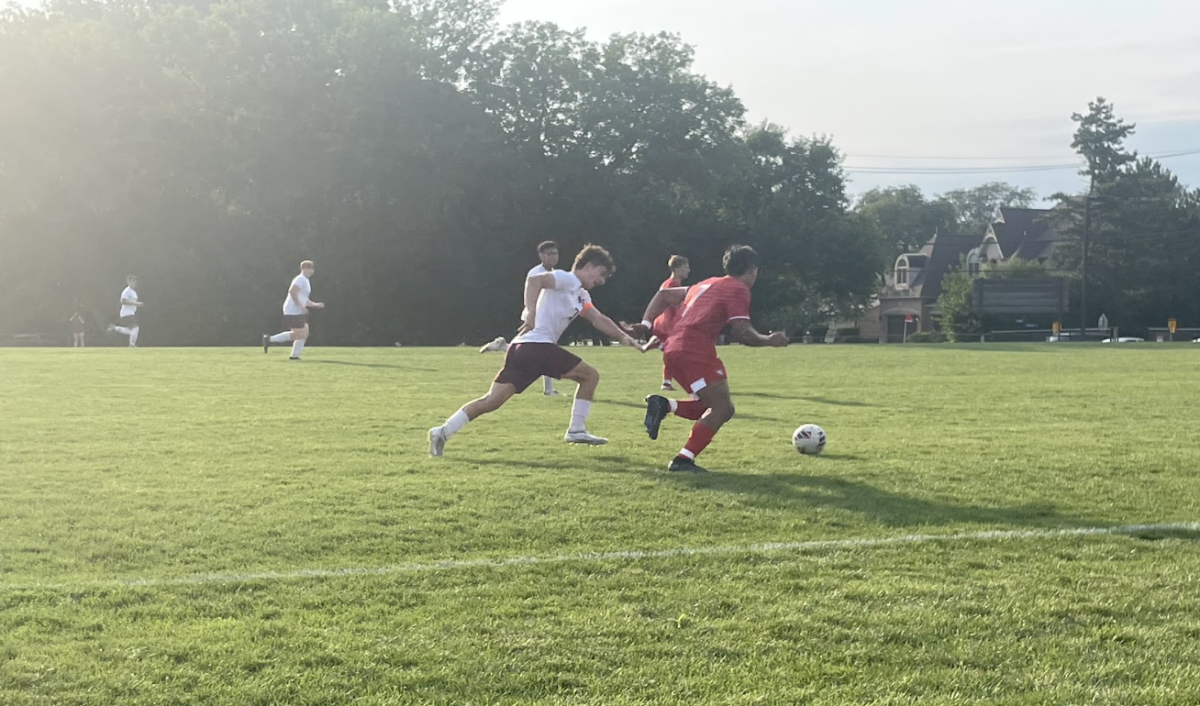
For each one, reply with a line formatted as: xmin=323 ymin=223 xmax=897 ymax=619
xmin=428 ymin=427 xmax=447 ymax=457
xmin=544 ymin=389 xmax=562 ymax=397
xmin=661 ymin=381 xmax=675 ymax=391
xmin=564 ymin=430 xmax=608 ymax=445
xmin=262 ymin=334 xmax=270 ymax=353
xmin=643 ymin=395 xmax=670 ymax=440
xmin=289 ymin=356 xmax=301 ymax=361
xmin=105 ymin=324 xmax=116 ymax=335
xmin=668 ymin=457 xmax=707 ymax=473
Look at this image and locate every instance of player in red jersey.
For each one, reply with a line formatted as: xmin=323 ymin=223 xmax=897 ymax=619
xmin=634 ymin=245 xmax=787 ymax=472
xmin=638 ymin=255 xmax=690 ymax=390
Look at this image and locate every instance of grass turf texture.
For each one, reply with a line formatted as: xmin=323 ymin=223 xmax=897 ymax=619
xmin=2 ymin=344 xmax=1198 ymax=705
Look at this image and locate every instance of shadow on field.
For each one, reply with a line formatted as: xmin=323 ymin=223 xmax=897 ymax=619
xmin=644 ymin=470 xmax=1098 ymax=530
xmin=595 ymin=398 xmax=777 ymax=423
xmin=310 ymin=360 xmax=436 ymax=372
xmin=740 ymin=392 xmax=876 ymax=407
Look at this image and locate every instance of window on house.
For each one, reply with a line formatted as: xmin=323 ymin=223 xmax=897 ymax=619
xmin=896 ymin=266 xmax=908 ymax=285
xmin=968 ymin=261 xmax=980 ymax=276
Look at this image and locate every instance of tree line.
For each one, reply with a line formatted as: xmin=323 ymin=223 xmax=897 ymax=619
xmin=2 ymin=2 xmax=1195 ymax=345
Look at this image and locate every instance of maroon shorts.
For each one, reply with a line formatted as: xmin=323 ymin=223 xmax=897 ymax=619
xmin=495 ymin=343 xmax=582 ymax=393
xmin=118 ymin=315 xmax=138 ymax=327
xmin=283 ymin=314 xmax=308 ymax=329
xmin=663 ymin=352 xmax=728 ymax=395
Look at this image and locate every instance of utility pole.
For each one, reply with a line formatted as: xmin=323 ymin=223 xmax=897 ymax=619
xmin=1080 ymin=194 xmax=1092 ymax=336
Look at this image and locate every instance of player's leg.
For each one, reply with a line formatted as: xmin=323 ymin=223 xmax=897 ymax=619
xmin=289 ymin=323 xmax=309 ymax=360
xmin=559 ymin=361 xmax=606 ymax=444
xmin=79 ymin=332 xmax=86 ymax=348
xmin=542 ymin=375 xmax=559 ymax=396
xmin=668 ymin=379 xmax=734 ymax=472
xmin=429 ymin=381 xmax=518 ymax=456
xmin=129 ymin=326 xmax=139 ymax=347
xmin=661 ymin=360 xmax=674 ymax=391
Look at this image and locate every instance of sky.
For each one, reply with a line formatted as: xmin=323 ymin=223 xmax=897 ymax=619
xmin=499 ymin=0 xmax=1200 ymax=201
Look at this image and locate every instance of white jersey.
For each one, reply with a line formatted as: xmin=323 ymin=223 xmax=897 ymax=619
xmin=521 ymin=264 xmax=557 ymax=319
xmin=119 ymin=287 xmax=139 ymax=318
xmin=513 ymin=270 xmax=592 ymax=345
xmin=282 ymin=274 xmax=311 ymax=315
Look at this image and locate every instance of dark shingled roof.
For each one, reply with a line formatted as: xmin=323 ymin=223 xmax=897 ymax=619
xmin=991 ymin=207 xmax=1052 ymax=259
xmin=910 ymin=233 xmax=978 ymax=301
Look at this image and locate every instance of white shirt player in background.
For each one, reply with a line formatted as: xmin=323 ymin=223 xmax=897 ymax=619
xmin=429 ymin=245 xmax=637 ymax=457
xmin=523 ymin=241 xmax=562 ymax=396
xmin=262 ymin=260 xmax=325 ymax=360
xmin=105 ymin=275 xmax=143 ymax=347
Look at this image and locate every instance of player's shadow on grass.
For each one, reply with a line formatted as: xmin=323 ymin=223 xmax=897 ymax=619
xmin=594 ymin=398 xmax=777 ymax=423
xmin=310 ymin=360 xmax=435 ymax=372
xmin=651 ymin=471 xmax=1099 ymax=530
xmin=740 ymin=392 xmax=875 ymax=407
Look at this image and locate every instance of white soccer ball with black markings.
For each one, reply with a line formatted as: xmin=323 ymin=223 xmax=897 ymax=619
xmin=792 ymin=424 xmax=826 ymax=455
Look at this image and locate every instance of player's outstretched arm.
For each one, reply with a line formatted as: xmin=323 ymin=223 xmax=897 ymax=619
xmin=729 ymin=319 xmax=788 ymax=348
xmin=639 ymin=287 xmax=687 ymax=329
xmin=519 ymin=273 xmax=556 ymax=333
xmin=582 ymin=307 xmax=637 ymax=347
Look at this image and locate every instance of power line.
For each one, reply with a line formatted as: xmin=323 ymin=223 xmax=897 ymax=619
xmin=842 ymin=148 xmax=1200 ymax=175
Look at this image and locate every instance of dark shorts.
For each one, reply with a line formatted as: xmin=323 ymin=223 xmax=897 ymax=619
xmin=495 ymin=343 xmax=582 ymax=393
xmin=119 ymin=315 xmax=138 ymax=327
xmin=664 ymin=352 xmax=728 ymax=395
xmin=283 ymin=314 xmax=309 ymax=329
xmin=71 ymin=322 xmax=86 ymax=333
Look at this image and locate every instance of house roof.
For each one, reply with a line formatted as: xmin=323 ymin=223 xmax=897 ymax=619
xmin=909 ymin=233 xmax=978 ymax=301
xmin=901 ymin=254 xmax=928 ymax=268
xmin=991 ymin=207 xmax=1053 ymax=259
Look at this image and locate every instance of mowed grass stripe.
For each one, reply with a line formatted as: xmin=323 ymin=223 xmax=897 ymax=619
xmin=0 ymin=522 xmax=1195 ymax=593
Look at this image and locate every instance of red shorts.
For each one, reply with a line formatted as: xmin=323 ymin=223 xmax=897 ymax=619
xmin=663 ymin=352 xmax=728 ymax=395
xmin=494 ymin=343 xmax=582 ymax=393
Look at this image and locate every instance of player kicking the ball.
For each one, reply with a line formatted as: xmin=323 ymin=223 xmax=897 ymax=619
xmin=429 ymin=245 xmax=637 ymax=456
xmin=262 ymin=260 xmax=324 ymax=360
xmin=635 ymin=245 xmax=787 ymax=473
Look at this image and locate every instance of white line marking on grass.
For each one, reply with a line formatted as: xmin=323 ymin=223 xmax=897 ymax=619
xmin=4 ymin=523 xmax=1197 ymax=593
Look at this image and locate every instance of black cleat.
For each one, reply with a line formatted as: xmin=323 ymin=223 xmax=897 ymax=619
xmin=668 ymin=456 xmax=707 ymax=473
xmin=262 ymin=334 xmax=270 ymax=353
xmin=644 ymin=395 xmax=670 ymax=440
xmin=289 ymin=356 xmax=301 ymax=361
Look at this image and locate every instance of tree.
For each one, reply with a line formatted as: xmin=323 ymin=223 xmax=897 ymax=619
xmin=934 ymin=260 xmax=978 ymax=342
xmin=854 ymin=185 xmax=957 ymax=258
xmin=937 ymin=182 xmax=1038 ymax=234
xmin=1071 ymin=97 xmax=1136 ymax=191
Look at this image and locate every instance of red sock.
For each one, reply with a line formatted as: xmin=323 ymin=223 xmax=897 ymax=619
xmin=673 ymin=400 xmax=708 ymax=421
xmin=681 ymin=422 xmax=717 ymax=459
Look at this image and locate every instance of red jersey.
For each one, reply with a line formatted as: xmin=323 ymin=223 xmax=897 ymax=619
xmin=663 ymin=276 xmax=751 ymax=358
xmin=654 ymin=276 xmax=683 ymax=338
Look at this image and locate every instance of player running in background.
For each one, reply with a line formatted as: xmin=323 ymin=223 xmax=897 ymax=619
xmin=105 ymin=275 xmax=142 ymax=348
xmin=635 ymin=245 xmax=788 ymax=473
xmin=429 ymin=245 xmax=637 ymax=457
xmin=639 ymin=255 xmax=690 ymax=390
xmin=525 ymin=241 xmax=563 ymax=396
xmin=262 ymin=260 xmax=324 ymax=360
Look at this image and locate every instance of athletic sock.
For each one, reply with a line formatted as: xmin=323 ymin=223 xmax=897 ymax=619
xmin=543 ymin=376 xmax=555 ymax=394
xmin=129 ymin=328 xmax=139 ymax=346
xmin=443 ymin=409 xmax=470 ymax=439
xmin=679 ymin=422 xmax=717 ymax=460
xmin=270 ymin=332 xmax=292 ymax=344
xmin=114 ymin=326 xmax=132 ymax=336
xmin=568 ymin=399 xmax=591 ymax=433
xmin=673 ymin=400 xmax=708 ymax=421
xmin=291 ymin=339 xmax=306 ymax=358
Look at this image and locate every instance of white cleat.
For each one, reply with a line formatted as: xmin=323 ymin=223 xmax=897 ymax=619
xmin=428 ymin=427 xmax=447 ymax=457
xmin=564 ymin=430 xmax=608 ymax=445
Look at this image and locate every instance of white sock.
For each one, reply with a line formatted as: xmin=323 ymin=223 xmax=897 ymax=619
xmin=270 ymin=332 xmax=292 ymax=344
xmin=442 ymin=409 xmax=470 ymax=439
xmin=568 ymin=399 xmax=591 ymax=433
xmin=114 ymin=326 xmax=132 ymax=336
xmin=543 ymin=376 xmax=555 ymax=394
xmin=291 ymin=339 xmax=306 ymax=358
xmin=668 ymin=399 xmax=679 ymax=413
xmin=129 ymin=328 xmax=139 ymax=346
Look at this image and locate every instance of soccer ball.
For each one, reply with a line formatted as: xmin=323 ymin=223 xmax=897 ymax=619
xmin=792 ymin=424 xmax=826 ymax=455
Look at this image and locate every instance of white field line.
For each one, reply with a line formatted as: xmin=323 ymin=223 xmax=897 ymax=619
xmin=3 ymin=522 xmax=1197 ymax=593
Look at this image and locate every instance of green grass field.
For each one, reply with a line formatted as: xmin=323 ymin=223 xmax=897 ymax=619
xmin=2 ymin=344 xmax=1199 ymax=705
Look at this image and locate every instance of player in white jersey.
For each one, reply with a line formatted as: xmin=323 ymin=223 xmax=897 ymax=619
xmin=262 ymin=260 xmax=324 ymax=360
xmin=105 ymin=275 xmax=142 ymax=347
xmin=524 ymin=241 xmax=562 ymax=396
xmin=429 ymin=245 xmax=637 ymax=456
